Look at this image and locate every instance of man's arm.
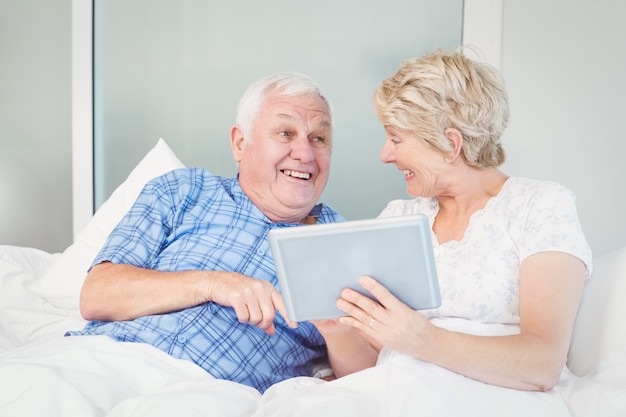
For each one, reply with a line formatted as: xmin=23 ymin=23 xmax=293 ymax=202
xmin=80 ymin=261 xmax=297 ymax=334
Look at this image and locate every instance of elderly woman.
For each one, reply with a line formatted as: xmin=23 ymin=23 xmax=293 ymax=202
xmin=311 ymin=49 xmax=592 ymax=400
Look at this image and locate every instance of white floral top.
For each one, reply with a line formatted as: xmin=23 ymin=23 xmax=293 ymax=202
xmin=379 ymin=177 xmax=592 ymax=332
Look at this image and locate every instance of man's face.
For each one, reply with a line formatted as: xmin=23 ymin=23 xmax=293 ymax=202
xmin=231 ymin=91 xmax=332 ymax=223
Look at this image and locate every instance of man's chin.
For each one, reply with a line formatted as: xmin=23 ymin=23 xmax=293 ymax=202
xmin=272 ymin=182 xmax=325 ymax=217
xmin=276 ymin=197 xmax=319 ymax=221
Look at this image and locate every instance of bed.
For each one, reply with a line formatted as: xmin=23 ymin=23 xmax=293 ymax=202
xmin=1 ymin=139 xmax=625 ymax=416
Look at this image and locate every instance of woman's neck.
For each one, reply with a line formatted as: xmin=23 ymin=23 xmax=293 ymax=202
xmin=433 ymin=168 xmax=508 ymax=243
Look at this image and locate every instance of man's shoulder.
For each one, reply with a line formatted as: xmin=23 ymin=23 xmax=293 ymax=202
xmin=316 ymin=203 xmax=346 ymax=223
xmin=142 ymin=168 xmax=238 ymax=207
xmin=153 ymin=167 xmax=231 ymax=188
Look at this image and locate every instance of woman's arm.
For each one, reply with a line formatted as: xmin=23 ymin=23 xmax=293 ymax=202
xmin=337 ymin=251 xmax=586 ymax=391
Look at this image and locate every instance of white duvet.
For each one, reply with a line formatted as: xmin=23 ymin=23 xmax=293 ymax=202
xmin=1 ymin=244 xmax=625 ymax=417
xmin=1 ymin=335 xmax=624 ymax=417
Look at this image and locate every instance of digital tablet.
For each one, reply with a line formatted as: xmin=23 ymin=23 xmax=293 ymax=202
xmin=268 ymin=215 xmax=440 ymax=322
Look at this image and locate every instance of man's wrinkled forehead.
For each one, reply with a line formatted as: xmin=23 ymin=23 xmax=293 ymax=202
xmin=274 ymin=111 xmax=332 ymax=127
xmin=265 ymin=93 xmax=332 ymax=127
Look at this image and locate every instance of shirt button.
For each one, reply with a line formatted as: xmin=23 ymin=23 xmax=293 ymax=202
xmin=177 ymin=334 xmax=187 ymax=343
xmin=256 ymin=247 xmax=266 ymax=256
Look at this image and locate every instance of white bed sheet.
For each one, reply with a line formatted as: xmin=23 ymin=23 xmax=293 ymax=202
xmin=1 ymin=243 xmax=625 ymax=417
xmin=0 ymin=245 xmax=84 ymax=351
xmin=0 ymin=336 xmax=260 ymax=417
xmin=0 ymin=338 xmax=624 ymax=417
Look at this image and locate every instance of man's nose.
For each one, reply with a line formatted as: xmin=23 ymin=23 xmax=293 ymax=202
xmin=290 ymin=136 xmax=315 ymax=162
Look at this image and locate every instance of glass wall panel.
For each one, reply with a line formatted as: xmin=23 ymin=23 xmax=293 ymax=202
xmin=94 ymin=0 xmax=463 ymax=219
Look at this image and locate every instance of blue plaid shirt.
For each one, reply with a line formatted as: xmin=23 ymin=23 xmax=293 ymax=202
xmin=66 ymin=167 xmax=344 ymax=392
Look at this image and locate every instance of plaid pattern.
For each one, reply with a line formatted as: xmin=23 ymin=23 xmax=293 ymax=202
xmin=67 ymin=167 xmax=344 ymax=392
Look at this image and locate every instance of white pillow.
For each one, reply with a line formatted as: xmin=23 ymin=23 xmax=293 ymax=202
xmin=567 ymin=245 xmax=626 ymax=376
xmin=29 ymin=138 xmax=185 ymax=313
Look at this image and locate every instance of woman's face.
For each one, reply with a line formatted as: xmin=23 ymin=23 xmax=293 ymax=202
xmin=379 ymin=126 xmax=448 ymax=198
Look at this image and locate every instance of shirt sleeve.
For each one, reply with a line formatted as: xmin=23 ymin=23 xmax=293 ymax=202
xmin=518 ymin=183 xmax=593 ymax=278
xmin=91 ymin=168 xmax=192 ymax=269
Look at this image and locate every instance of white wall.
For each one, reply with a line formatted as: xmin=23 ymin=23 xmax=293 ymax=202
xmin=499 ymin=0 xmax=626 ymax=256
xmin=2 ymin=0 xmax=624 ymax=258
xmin=0 ymin=0 xmax=73 ymax=253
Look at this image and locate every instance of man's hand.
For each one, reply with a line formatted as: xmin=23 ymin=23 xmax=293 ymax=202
xmin=207 ymin=271 xmax=298 ymax=334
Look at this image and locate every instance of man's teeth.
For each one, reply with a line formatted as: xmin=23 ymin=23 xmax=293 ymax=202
xmin=283 ymin=170 xmax=311 ymax=180
xmin=403 ymin=169 xmax=414 ymax=176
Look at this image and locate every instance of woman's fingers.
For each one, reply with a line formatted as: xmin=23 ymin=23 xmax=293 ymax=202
xmin=338 ymin=276 xmax=394 ymax=315
xmin=336 ymin=276 xmax=413 ymax=333
xmin=358 ymin=276 xmax=403 ymax=312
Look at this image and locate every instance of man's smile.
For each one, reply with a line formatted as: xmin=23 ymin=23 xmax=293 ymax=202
xmin=281 ymin=169 xmax=311 ymax=180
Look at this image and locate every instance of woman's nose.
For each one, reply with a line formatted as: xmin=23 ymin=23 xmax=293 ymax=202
xmin=379 ymin=140 xmax=395 ymax=163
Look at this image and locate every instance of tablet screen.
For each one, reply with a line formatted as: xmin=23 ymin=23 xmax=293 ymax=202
xmin=269 ymin=215 xmax=440 ymax=321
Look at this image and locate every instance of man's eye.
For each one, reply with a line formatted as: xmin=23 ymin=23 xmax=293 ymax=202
xmin=276 ymin=131 xmax=292 ymax=142
xmin=311 ymin=136 xmax=328 ymax=147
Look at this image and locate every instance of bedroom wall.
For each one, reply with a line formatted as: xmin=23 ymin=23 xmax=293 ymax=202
xmin=0 ymin=0 xmax=73 ymax=253
xmin=1 ymin=0 xmax=624 ymax=258
xmin=498 ymin=0 xmax=626 ymax=257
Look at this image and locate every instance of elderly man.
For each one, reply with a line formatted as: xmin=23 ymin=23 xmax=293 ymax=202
xmin=67 ymin=72 xmax=345 ymax=393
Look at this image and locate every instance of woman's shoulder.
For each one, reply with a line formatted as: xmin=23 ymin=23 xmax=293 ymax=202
xmin=504 ymin=177 xmax=592 ymax=277
xmin=505 ymin=176 xmax=573 ymax=194
xmin=503 ymin=177 xmax=577 ymax=206
xmin=378 ymin=197 xmax=437 ymax=218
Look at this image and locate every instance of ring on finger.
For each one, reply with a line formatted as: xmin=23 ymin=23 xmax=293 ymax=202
xmin=368 ymin=317 xmax=375 ymax=328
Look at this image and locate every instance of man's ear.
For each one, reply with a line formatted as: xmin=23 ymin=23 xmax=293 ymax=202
xmin=230 ymin=125 xmax=246 ymax=163
xmin=443 ymin=128 xmax=463 ymax=163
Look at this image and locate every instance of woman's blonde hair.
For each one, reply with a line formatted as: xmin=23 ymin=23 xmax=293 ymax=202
xmin=373 ymin=48 xmax=509 ymax=168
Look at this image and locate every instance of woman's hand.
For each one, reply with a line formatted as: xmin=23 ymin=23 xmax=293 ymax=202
xmin=336 ymin=275 xmax=437 ymax=359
